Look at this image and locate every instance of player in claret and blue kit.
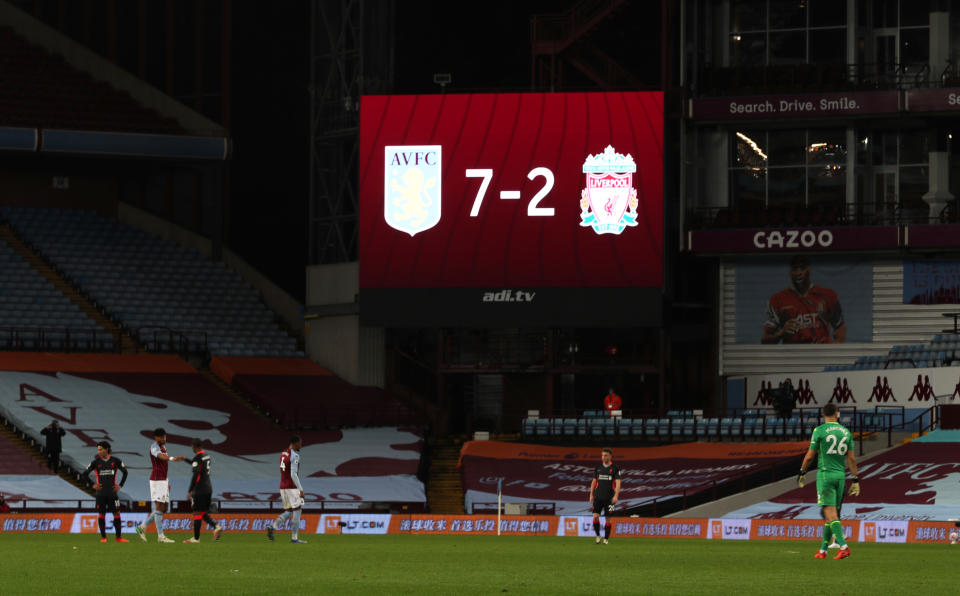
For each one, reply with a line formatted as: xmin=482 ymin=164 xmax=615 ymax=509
xmin=266 ymin=436 xmax=307 ymax=544
xmin=588 ymin=447 xmax=621 ymax=545
xmin=81 ymin=441 xmax=129 ymax=543
xmin=135 ymin=427 xmax=185 ymax=543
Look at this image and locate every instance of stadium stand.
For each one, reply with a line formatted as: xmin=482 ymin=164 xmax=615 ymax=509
xmin=0 ymin=426 xmax=94 ymax=508
xmin=0 ymin=353 xmax=425 ymax=509
xmin=460 ymin=440 xmax=807 ymax=516
xmin=0 ymin=428 xmax=49 ymax=475
xmin=519 ymin=409 xmax=826 ymax=442
xmin=824 ymin=334 xmax=960 ymax=372
xmin=0 ymin=235 xmax=109 ymax=351
xmin=725 ymin=437 xmax=960 ymax=521
xmin=210 ymin=356 xmax=422 ymax=428
xmin=1 ymin=207 xmax=302 ymax=358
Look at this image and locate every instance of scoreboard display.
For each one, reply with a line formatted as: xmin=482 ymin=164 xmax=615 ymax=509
xmin=359 ymin=92 xmax=664 ymax=327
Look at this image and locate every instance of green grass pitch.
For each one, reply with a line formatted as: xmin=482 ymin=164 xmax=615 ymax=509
xmin=0 ymin=533 xmax=956 ymax=595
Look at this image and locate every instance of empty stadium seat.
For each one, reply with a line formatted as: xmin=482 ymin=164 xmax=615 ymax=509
xmin=701 ymin=417 xmax=720 ymax=437
xmin=743 ymin=417 xmax=763 ymax=438
xmin=589 ymin=418 xmax=605 ymax=437
xmin=522 ymin=417 xmax=536 ymax=436
xmin=535 ymin=418 xmax=552 ymax=436
xmin=657 ymin=418 xmax=672 ymax=437
xmin=2 ymin=207 xmax=301 ymax=358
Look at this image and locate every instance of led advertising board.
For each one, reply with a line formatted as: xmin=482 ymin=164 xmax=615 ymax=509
xmin=359 ymin=92 xmax=663 ymax=326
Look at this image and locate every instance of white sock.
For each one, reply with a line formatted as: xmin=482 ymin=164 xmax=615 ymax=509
xmin=155 ymin=511 xmax=165 ymax=537
xmin=291 ymin=509 xmax=302 ymax=540
xmin=273 ymin=510 xmax=292 ymax=529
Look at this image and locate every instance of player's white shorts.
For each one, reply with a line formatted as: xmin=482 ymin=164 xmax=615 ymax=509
xmin=149 ymin=480 xmax=170 ymax=503
xmin=280 ymin=488 xmax=304 ymax=509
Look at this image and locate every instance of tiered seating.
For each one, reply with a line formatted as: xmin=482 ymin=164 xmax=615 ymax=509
xmin=0 ymin=353 xmax=425 ymax=508
xmin=726 ymin=439 xmax=960 ymax=520
xmin=210 ymin=356 xmax=423 ymax=428
xmin=824 ymin=334 xmax=960 ymax=372
xmin=0 ymin=26 xmax=182 ymax=134
xmin=0 ymin=240 xmax=110 ymax=351
xmin=461 ymin=440 xmax=809 ymax=516
xmin=0 ymin=431 xmax=50 ymax=475
xmin=520 ymin=407 xmax=839 ymax=443
xmin=1 ymin=207 xmax=302 ymax=357
xmin=0 ymin=428 xmax=94 ymax=508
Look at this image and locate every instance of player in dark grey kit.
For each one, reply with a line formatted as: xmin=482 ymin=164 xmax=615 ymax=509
xmin=81 ymin=441 xmax=129 ymax=543
xmin=184 ymin=438 xmax=222 ymax=543
xmin=588 ymin=447 xmax=621 ymax=545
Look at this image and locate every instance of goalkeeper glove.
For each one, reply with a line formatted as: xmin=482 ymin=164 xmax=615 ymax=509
xmin=848 ymin=478 xmax=860 ymax=496
xmin=797 ymin=470 xmax=806 ymax=488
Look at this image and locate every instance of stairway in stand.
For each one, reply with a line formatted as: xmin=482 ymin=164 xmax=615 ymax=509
xmin=0 ymin=420 xmax=92 ymax=495
xmin=0 ymin=224 xmax=139 ymax=354
xmin=197 ymin=369 xmax=285 ymax=430
xmin=427 ymin=435 xmax=466 ymax=514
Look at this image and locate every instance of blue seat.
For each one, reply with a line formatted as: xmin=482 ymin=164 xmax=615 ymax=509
xmin=589 ymin=418 xmax=605 ymax=436
xmin=603 ymin=418 xmax=618 ymax=437
xmin=701 ymin=418 xmax=719 ymax=436
xmin=743 ymin=417 xmax=762 ymax=437
xmin=765 ymin=418 xmax=785 ymax=437
xmin=657 ymin=418 xmax=672 ymax=437
xmin=535 ymin=419 xmax=551 ymax=436
xmin=719 ymin=417 xmax=734 ymax=436
xmin=551 ymin=418 xmax=565 ymax=435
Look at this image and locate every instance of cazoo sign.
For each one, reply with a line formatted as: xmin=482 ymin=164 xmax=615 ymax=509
xmin=686 ymin=226 xmax=900 ymax=253
xmin=753 ymin=229 xmax=833 ymax=249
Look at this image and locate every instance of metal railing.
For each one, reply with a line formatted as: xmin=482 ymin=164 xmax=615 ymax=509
xmin=134 ymin=325 xmax=207 ymax=357
xmin=530 ymin=0 xmax=625 ymax=52
xmin=687 ymin=201 xmax=960 ymax=233
xmin=697 ymin=62 xmax=936 ymax=96
xmin=521 ymin=408 xmax=829 ymax=442
xmin=855 ymin=404 xmax=936 ymax=455
xmin=619 ymin=457 xmax=801 ymax=518
xmin=0 ymin=325 xmax=121 ymax=353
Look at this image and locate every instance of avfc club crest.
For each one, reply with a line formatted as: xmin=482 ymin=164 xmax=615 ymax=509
xmin=384 ymin=145 xmax=442 ymax=236
xmin=579 ymin=145 xmax=639 ymax=235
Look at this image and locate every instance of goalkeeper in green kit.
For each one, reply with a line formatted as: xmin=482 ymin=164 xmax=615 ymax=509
xmin=797 ymin=403 xmax=859 ymax=560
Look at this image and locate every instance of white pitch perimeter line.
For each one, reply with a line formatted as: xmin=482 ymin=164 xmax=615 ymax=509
xmin=499 ymin=190 xmax=521 ymax=200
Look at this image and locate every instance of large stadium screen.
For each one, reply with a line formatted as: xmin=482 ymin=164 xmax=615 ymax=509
xmin=359 ymin=92 xmax=664 ymax=326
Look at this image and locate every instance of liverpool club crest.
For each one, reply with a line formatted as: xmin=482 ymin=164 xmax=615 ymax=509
xmin=384 ymin=145 xmax=442 ymax=236
xmin=579 ymin=145 xmax=638 ymax=235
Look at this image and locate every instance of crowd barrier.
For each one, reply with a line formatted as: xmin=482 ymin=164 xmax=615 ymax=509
xmin=1 ymin=513 xmax=955 ymax=543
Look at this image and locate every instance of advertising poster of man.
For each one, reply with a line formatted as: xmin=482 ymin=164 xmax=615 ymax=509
xmin=734 ymin=256 xmax=872 ymax=345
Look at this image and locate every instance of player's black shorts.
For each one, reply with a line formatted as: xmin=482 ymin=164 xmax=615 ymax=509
xmin=191 ymin=491 xmax=212 ymax=512
xmin=592 ymin=498 xmax=614 ymax=515
xmin=95 ymin=495 xmax=120 ymax=513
